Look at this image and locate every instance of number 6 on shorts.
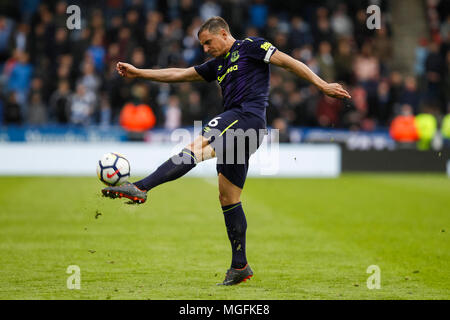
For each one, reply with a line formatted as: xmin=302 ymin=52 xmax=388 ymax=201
xmin=208 ymin=117 xmax=222 ymax=127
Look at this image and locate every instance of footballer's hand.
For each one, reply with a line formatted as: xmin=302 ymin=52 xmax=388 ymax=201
xmin=116 ymin=62 xmax=140 ymax=78
xmin=321 ymin=83 xmax=352 ymax=99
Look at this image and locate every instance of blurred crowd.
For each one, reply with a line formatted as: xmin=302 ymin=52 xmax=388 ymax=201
xmin=0 ymin=0 xmax=449 ymax=133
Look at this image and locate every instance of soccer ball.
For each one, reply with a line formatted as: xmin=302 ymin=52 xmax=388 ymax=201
xmin=96 ymin=152 xmax=130 ymax=186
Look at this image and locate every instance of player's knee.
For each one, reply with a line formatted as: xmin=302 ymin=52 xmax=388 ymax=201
xmin=219 ymin=192 xmax=240 ymax=206
xmin=172 ymin=148 xmax=198 ymax=165
xmin=186 ymin=136 xmax=215 ymax=162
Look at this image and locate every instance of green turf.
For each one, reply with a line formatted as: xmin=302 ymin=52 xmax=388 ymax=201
xmin=0 ymin=174 xmax=449 ymax=300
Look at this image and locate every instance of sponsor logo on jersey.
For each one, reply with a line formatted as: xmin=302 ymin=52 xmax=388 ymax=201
xmin=217 ymin=65 xmax=238 ymax=84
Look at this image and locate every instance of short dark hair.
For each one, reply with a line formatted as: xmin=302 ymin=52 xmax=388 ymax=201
xmin=197 ymin=16 xmax=230 ymax=38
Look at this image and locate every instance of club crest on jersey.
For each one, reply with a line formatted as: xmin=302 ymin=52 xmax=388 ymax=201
xmin=230 ymin=51 xmax=240 ymax=62
xmin=218 ymin=65 xmax=222 ymax=71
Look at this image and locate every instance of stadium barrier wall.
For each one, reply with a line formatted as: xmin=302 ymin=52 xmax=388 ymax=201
xmin=341 ymin=148 xmax=449 ymax=172
xmin=0 ymin=143 xmax=341 ymax=178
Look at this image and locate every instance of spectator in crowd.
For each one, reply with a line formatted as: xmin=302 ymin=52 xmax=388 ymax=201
xmin=330 ymin=3 xmax=353 ymax=38
xmin=353 ymin=41 xmax=380 ymax=119
xmin=55 ymin=54 xmax=74 ymax=88
xmin=27 ymin=92 xmax=47 ymax=125
xmin=179 ymin=0 xmax=197 ymax=30
xmin=53 ymin=1 xmax=68 ymax=28
xmin=445 ymin=51 xmax=450 ymax=106
xmin=389 ymin=104 xmax=419 ymax=144
xmin=199 ymin=0 xmax=221 ymax=21
xmin=442 ymin=105 xmax=450 ymax=143
xmin=343 ymin=85 xmax=368 ymax=130
xmin=185 ymin=90 xmax=203 ymax=125
xmin=300 ymin=85 xmax=321 ymax=127
xmin=264 ymin=15 xmax=280 ymax=43
xmin=317 ymin=41 xmax=335 ymax=83
xmin=353 ymin=41 xmax=380 ymax=83
xmin=415 ymin=112 xmax=437 ymax=150
xmin=0 ymin=94 xmax=3 ymax=123
xmin=289 ymin=16 xmax=313 ymax=49
xmin=272 ymin=117 xmax=291 ymax=143
xmin=49 ymin=79 xmax=71 ymax=123
xmin=313 ymin=7 xmax=335 ymax=50
xmin=317 ymin=93 xmax=344 ymax=128
xmin=286 ymin=90 xmax=304 ymax=126
xmin=119 ymin=100 xmax=156 ymax=134
xmin=4 ymin=92 xmax=22 ymax=125
xmin=28 ymin=22 xmax=48 ymax=65
xmin=28 ymin=76 xmax=46 ymax=105
xmin=12 ymin=22 xmax=30 ymax=53
xmin=354 ymin=8 xmax=373 ymax=48
xmin=0 ymin=15 xmax=14 ymax=63
xmin=117 ymin=27 xmax=136 ymax=64
xmin=71 ymin=27 xmax=91 ymax=67
xmin=78 ymin=59 xmax=101 ymax=95
xmin=1 ymin=49 xmax=20 ymax=82
xmin=399 ymin=76 xmax=421 ymax=113
xmin=6 ymin=50 xmax=33 ymax=115
xmin=90 ymin=9 xmax=105 ymax=32
xmin=87 ymin=31 xmax=106 ymax=73
xmin=334 ymin=38 xmax=354 ymax=84
xmin=372 ymin=27 xmax=393 ymax=73
xmin=388 ymin=71 xmax=404 ymax=116
xmin=273 ymin=31 xmax=289 ymax=54
xmin=414 ymin=38 xmax=429 ymax=77
xmin=52 ymin=27 xmax=70 ymax=61
xmin=176 ymin=82 xmax=192 ymax=121
xmin=124 ymin=8 xmax=144 ymax=45
xmin=441 ymin=14 xmax=450 ymax=40
xmin=99 ymin=92 xmax=112 ymax=128
xmin=425 ymin=40 xmax=446 ymax=111
xmin=19 ymin=0 xmax=41 ymax=24
xmin=130 ymin=47 xmax=147 ymax=70
xmin=376 ymin=79 xmax=392 ymax=124
xmin=69 ymin=83 xmax=96 ymax=126
xmin=164 ymin=95 xmax=182 ymax=130
xmin=249 ymin=0 xmax=268 ymax=31
xmin=143 ymin=18 xmax=161 ymax=64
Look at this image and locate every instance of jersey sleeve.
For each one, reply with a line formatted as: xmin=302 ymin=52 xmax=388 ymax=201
xmin=194 ymin=58 xmax=218 ymax=82
xmin=244 ymin=37 xmax=277 ymax=64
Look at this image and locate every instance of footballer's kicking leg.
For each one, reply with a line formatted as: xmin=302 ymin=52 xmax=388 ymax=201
xmin=102 ymin=135 xmax=214 ymax=203
xmin=217 ymin=173 xmax=253 ymax=286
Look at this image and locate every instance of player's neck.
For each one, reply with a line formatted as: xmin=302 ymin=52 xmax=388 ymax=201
xmin=223 ymin=36 xmax=236 ymax=55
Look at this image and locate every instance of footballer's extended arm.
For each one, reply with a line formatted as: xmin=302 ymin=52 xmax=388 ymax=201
xmin=116 ymin=62 xmax=204 ymax=82
xmin=269 ymin=50 xmax=351 ymax=99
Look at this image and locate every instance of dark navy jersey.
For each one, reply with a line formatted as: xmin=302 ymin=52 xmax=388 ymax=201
xmin=194 ymin=37 xmax=277 ymax=121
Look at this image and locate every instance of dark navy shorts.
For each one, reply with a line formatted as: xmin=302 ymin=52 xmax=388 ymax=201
xmin=202 ymin=108 xmax=267 ymax=189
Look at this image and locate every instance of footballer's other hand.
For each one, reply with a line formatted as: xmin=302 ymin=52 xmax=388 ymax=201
xmin=321 ymin=83 xmax=352 ymax=99
xmin=116 ymin=62 xmax=140 ymax=79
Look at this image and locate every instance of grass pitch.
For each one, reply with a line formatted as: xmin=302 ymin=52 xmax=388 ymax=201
xmin=0 ymin=174 xmax=449 ymax=300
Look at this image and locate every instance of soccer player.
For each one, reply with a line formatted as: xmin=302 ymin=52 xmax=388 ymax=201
xmin=102 ymin=16 xmax=351 ymax=285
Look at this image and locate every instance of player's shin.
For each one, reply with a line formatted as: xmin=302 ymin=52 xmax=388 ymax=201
xmin=222 ymin=202 xmax=248 ymax=269
xmin=133 ymin=148 xmax=198 ymax=191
